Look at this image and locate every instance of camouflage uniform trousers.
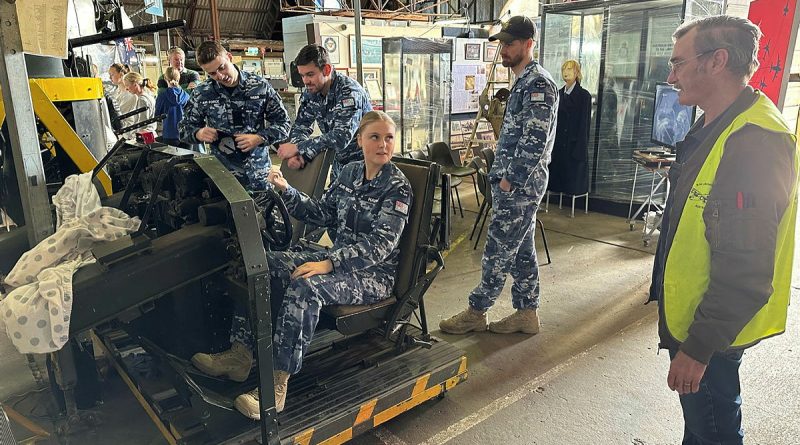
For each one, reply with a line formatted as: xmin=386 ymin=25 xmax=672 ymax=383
xmin=468 ymin=183 xmax=542 ymax=312
xmin=230 ymin=250 xmax=393 ymax=374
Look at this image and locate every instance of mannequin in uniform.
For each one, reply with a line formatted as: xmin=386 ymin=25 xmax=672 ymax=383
xmin=548 ymin=59 xmax=592 ymax=196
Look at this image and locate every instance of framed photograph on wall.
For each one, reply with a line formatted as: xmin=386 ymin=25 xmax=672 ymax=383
xmin=349 ymin=36 xmax=383 ymax=67
xmin=363 ymin=68 xmax=381 ymax=83
xmin=483 ymin=42 xmax=499 ymax=62
xmin=365 ymin=79 xmax=383 ymax=101
xmin=321 ymin=35 xmax=341 ymax=65
xmin=465 ymin=43 xmax=481 ymax=61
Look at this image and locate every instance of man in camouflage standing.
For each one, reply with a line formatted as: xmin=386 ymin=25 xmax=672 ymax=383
xmin=440 ymin=16 xmax=559 ymax=335
xmin=180 ymin=41 xmax=291 ymax=190
xmin=277 ymin=44 xmax=372 ymax=183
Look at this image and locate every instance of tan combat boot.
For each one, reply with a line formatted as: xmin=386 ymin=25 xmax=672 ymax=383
xmin=191 ymin=342 xmax=252 ymax=382
xmin=488 ymin=309 xmax=540 ymax=334
xmin=234 ymin=388 xmax=261 ymax=420
xmin=233 ymin=370 xmax=291 ymax=420
xmin=439 ymin=308 xmax=488 ymax=334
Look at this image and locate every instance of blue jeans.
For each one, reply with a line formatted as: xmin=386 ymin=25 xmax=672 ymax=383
xmin=669 ymin=349 xmax=745 ymax=445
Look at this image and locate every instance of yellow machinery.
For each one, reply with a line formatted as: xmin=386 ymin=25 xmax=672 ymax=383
xmin=0 ymin=77 xmax=113 ymax=195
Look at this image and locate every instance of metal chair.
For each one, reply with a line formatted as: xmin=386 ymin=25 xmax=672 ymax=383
xmin=427 ymin=142 xmax=478 ymax=216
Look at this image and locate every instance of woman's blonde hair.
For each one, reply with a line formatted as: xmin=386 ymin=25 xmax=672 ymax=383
xmin=164 ymin=67 xmax=181 ymax=86
xmin=123 ymin=72 xmax=156 ymax=94
xmin=561 ymin=59 xmax=583 ymax=82
xmin=357 ymin=110 xmax=396 ymax=136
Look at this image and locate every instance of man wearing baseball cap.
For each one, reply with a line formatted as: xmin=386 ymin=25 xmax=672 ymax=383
xmin=440 ymin=16 xmax=559 ymax=335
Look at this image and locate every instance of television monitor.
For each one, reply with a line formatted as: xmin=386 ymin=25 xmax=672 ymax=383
xmin=651 ymin=82 xmax=695 ymax=150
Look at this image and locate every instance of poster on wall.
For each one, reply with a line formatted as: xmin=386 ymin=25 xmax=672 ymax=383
xmin=606 ymin=31 xmax=641 ymax=78
xmin=484 ymin=43 xmax=499 ymax=62
xmin=465 ymin=43 xmax=481 ymax=60
xmin=451 ymin=64 xmax=486 ymax=113
xmin=17 ymin=0 xmax=69 ymax=58
xmin=350 ymin=36 xmax=383 ymax=67
xmin=321 ymin=35 xmax=341 ymax=65
xmin=646 ymin=15 xmax=681 ymax=81
xmin=747 ymin=0 xmax=799 ymax=106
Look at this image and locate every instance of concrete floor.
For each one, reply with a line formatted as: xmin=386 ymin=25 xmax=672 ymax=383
xmin=2 ymin=182 xmax=799 ymax=444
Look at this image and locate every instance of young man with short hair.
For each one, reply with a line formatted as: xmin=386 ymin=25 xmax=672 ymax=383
xmin=180 ymin=41 xmax=291 ymax=190
xmin=439 ymin=16 xmax=559 ymax=336
xmin=277 ymin=44 xmax=372 ymax=182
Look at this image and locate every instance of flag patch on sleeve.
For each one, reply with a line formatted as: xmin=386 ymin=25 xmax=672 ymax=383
xmin=394 ymin=200 xmax=409 ymax=215
xmin=531 ymin=92 xmax=545 ymax=102
xmin=342 ymin=98 xmax=356 ymax=108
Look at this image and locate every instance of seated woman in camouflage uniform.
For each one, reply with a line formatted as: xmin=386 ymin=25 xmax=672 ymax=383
xmin=191 ymin=111 xmax=413 ymax=419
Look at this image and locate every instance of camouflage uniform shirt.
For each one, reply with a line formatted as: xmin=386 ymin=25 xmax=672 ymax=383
xmin=282 ymin=160 xmax=412 ymax=283
xmin=180 ymin=68 xmax=291 ymax=190
xmin=489 ymin=60 xmax=559 ymax=198
xmin=467 ymin=60 xmax=559 ymax=312
xmin=289 ymin=71 xmax=372 ymax=181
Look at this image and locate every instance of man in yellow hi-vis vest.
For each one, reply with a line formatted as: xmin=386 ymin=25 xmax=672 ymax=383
xmin=649 ymin=16 xmax=798 ymax=444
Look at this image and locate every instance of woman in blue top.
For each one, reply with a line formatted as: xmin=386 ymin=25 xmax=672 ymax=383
xmin=155 ymin=67 xmax=190 ymax=147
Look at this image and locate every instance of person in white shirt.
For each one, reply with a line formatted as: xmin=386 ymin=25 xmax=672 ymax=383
xmin=122 ymin=72 xmax=157 ymax=139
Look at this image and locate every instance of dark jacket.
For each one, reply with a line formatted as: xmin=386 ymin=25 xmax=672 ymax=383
xmin=549 ymin=82 xmax=592 ymax=195
xmin=650 ymin=87 xmax=796 ymax=364
xmin=155 ymin=86 xmax=190 ymax=140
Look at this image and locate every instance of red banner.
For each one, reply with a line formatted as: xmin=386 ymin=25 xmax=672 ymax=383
xmin=748 ymin=0 xmax=798 ymax=105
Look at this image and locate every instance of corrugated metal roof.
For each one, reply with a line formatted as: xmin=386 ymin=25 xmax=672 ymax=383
xmin=123 ymin=0 xmax=279 ymax=39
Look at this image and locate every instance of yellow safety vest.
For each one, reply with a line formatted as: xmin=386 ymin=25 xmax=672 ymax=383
xmin=663 ymin=92 xmax=799 ymax=347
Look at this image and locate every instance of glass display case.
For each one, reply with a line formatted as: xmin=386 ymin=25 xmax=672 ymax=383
xmin=382 ymin=38 xmax=453 ymax=154
xmin=541 ymin=0 xmax=722 ymax=210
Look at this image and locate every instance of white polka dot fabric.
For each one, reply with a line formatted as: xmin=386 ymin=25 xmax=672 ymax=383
xmin=0 ymin=173 xmax=141 ymax=353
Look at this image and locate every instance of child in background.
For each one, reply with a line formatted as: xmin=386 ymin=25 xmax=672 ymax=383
xmin=155 ymin=67 xmax=190 ymax=147
xmin=122 ymin=72 xmax=158 ymax=140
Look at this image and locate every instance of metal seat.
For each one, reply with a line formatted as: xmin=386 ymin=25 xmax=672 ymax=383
xmin=321 ymin=158 xmax=444 ymax=336
xmin=280 ymin=149 xmax=334 ymax=244
xmin=427 ymin=142 xmax=476 ymax=217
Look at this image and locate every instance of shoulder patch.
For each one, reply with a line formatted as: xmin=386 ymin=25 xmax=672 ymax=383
xmin=394 ymin=200 xmax=409 ymax=215
xmin=531 ymin=92 xmax=545 ymax=102
xmin=533 ymin=78 xmax=548 ymax=89
xmin=342 ymin=98 xmax=356 ymax=108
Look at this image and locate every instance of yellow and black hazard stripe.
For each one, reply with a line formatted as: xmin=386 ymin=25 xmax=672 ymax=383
xmin=290 ymin=356 xmax=468 ymax=445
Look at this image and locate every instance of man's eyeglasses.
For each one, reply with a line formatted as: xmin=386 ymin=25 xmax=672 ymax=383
xmin=668 ymin=48 xmax=719 ymax=73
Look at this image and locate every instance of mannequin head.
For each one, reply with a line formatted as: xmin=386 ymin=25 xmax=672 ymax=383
xmin=561 ymin=59 xmax=582 ymax=87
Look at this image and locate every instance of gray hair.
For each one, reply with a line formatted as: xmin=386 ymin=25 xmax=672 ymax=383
xmin=168 ymin=47 xmax=186 ymax=58
xmin=673 ymin=15 xmax=761 ymax=79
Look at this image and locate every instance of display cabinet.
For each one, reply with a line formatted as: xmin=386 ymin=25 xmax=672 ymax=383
xmin=540 ymin=0 xmax=722 ymax=209
xmin=382 ymin=38 xmax=453 ymax=154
